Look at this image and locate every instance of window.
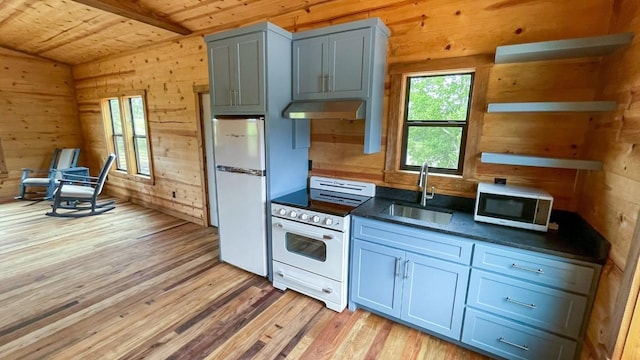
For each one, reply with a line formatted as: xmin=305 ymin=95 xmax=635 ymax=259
xmin=383 ymin=56 xmax=489 ymax=190
xmin=401 ymin=72 xmax=474 ymax=175
xmin=101 ymin=92 xmax=152 ymax=180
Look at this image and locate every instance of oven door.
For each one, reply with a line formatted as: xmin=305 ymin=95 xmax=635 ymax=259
xmin=271 ymin=217 xmax=346 ymax=281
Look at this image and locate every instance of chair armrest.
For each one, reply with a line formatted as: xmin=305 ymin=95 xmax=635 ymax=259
xmin=21 ymin=168 xmax=48 ymax=174
xmin=58 ymin=167 xmax=90 ymax=177
xmin=20 ymin=168 xmax=48 ymax=181
xmin=60 ymin=175 xmax=99 ymax=187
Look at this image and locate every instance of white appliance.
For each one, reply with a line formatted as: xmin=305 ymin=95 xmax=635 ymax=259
xmin=213 ymin=116 xmax=268 ymax=276
xmin=271 ymin=176 xmax=376 ymax=312
xmin=474 ymin=182 xmax=554 ymax=232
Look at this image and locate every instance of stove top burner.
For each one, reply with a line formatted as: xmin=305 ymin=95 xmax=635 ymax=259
xmin=271 ymin=188 xmax=372 ymax=216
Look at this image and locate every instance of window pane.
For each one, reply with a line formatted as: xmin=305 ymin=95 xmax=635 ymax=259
xmin=113 ymin=136 xmax=127 ymax=171
xmin=129 ymin=97 xmax=146 ymax=136
xmin=109 ymin=99 xmax=123 ymax=134
xmin=407 ymin=74 xmax=472 ymax=121
xmin=134 ymin=137 xmax=150 ymax=176
xmin=405 ymin=126 xmax=462 ymax=169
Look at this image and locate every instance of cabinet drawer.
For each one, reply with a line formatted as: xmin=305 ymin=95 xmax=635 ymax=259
xmin=467 ymin=270 xmax=587 ymax=338
xmin=462 ymin=308 xmax=577 ymax=360
xmin=353 ymin=217 xmax=473 ymax=264
xmin=473 ymin=243 xmax=595 ymax=294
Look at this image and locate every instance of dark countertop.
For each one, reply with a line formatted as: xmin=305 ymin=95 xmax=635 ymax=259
xmin=351 ymin=187 xmax=610 ymax=265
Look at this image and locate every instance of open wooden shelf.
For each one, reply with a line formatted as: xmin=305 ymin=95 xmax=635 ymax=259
xmin=495 ymin=32 xmax=634 ymax=64
xmin=487 ymin=101 xmax=617 ymax=113
xmin=481 ymin=152 xmax=603 ymax=171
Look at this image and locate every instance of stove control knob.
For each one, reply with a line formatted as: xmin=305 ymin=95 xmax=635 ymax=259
xmin=300 ymin=213 xmax=309 ymax=220
xmin=289 ymin=210 xmax=298 ymax=218
xmin=278 ymin=209 xmax=287 ymax=216
xmin=324 ymin=218 xmax=334 ymax=226
xmin=311 ymin=215 xmax=321 ymax=223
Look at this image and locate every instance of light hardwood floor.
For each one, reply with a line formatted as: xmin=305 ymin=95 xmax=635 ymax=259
xmin=0 ymin=199 xmax=490 ymax=359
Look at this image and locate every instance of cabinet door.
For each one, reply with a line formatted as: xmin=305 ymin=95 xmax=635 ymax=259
xmin=292 ymin=36 xmax=328 ymax=100
xmin=401 ymin=252 xmax=469 ymax=340
xmin=351 ymin=239 xmax=403 ymax=318
xmin=327 ymin=28 xmax=371 ymax=98
xmin=209 ymin=39 xmax=235 ymax=110
xmin=234 ymin=31 xmax=265 ymax=112
xmin=208 ymin=32 xmax=265 ymax=114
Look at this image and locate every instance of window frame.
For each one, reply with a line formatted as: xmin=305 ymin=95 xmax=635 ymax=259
xmin=100 ymin=90 xmax=153 ymax=184
xmin=400 ymin=71 xmax=475 ymax=175
xmin=383 ymin=55 xmax=491 ymax=196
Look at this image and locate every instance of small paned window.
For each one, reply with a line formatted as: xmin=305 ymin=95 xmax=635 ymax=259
xmin=101 ymin=92 xmax=152 ymax=178
xmin=401 ymin=72 xmax=474 ymax=175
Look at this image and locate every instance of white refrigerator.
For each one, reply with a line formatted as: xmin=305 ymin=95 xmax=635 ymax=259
xmin=213 ymin=116 xmax=268 ymax=276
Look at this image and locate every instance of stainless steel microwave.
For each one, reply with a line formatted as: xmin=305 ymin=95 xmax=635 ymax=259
xmin=474 ymin=183 xmax=554 ymax=232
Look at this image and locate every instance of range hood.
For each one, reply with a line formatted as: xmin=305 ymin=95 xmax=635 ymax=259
xmin=283 ymin=100 xmax=365 ymax=120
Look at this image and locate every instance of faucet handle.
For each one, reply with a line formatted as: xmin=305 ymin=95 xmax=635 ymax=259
xmin=425 ymin=186 xmax=435 ymax=200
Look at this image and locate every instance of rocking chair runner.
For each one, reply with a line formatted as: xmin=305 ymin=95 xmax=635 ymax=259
xmin=46 ymin=154 xmax=116 ymax=218
xmin=16 ymin=148 xmax=81 ymax=200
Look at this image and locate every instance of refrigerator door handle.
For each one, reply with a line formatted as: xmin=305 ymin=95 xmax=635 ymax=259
xmin=216 ymin=165 xmax=265 ymax=177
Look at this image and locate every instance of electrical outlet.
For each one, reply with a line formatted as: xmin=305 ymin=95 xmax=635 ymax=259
xmin=598 ymin=328 xmax=606 ymax=344
xmin=172 ymin=191 xmax=176 ymax=198
xmin=494 ymin=178 xmax=507 ymax=185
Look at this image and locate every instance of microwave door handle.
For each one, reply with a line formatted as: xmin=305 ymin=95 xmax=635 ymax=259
xmin=272 ymin=222 xmax=334 ymax=241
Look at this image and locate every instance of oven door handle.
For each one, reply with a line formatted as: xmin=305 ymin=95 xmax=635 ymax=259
xmin=272 ymin=222 xmax=334 ymax=241
xmin=276 ymin=270 xmax=333 ymax=294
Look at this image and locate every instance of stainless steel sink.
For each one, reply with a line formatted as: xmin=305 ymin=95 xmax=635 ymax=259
xmin=383 ymin=203 xmax=453 ymax=225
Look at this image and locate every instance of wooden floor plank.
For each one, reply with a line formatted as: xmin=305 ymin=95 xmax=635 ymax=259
xmin=0 ymin=199 xmax=492 ymax=359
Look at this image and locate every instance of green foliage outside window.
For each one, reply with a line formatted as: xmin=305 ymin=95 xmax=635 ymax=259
xmin=403 ymin=73 xmax=473 ymax=174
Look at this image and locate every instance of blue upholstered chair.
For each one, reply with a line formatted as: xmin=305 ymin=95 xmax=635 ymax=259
xmin=16 ymin=148 xmax=80 ymax=200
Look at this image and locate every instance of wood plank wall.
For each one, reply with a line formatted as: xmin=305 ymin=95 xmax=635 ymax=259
xmin=298 ymin=0 xmax=610 ymax=211
xmin=71 ymin=0 xmax=612 ymax=223
xmin=577 ymin=0 xmax=640 ymax=357
xmin=72 ymin=38 xmax=209 ymax=224
xmin=0 ymin=48 xmax=82 ymax=201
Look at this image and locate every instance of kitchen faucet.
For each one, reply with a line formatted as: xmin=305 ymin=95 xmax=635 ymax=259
xmin=418 ymin=161 xmax=435 ymax=207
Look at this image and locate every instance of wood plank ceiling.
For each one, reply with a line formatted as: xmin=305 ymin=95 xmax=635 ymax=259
xmin=0 ymin=0 xmax=336 ymax=65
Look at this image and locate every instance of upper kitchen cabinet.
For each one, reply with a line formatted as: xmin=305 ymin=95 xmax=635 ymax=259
xmin=293 ymin=28 xmax=372 ymax=99
xmin=290 ymin=18 xmax=390 ymax=154
xmin=207 ymin=32 xmax=265 ymax=114
xmin=206 ymin=23 xmax=293 ymax=115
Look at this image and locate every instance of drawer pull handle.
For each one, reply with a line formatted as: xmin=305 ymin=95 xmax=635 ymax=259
xmin=498 ymin=337 xmax=529 ymax=351
xmin=511 ymin=263 xmax=544 ymax=274
xmin=276 ymin=271 xmax=333 ymax=294
xmin=505 ymin=296 xmax=537 ymax=309
xmin=404 ymin=260 xmax=410 ymax=279
xmin=394 ymin=257 xmax=401 ymax=277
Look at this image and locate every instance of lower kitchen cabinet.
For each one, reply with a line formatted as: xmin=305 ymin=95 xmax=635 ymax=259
xmin=462 ymin=308 xmax=577 ymax=360
xmin=350 ymin=217 xmax=471 ymax=340
xmin=463 ymin=242 xmax=601 ymax=360
xmin=401 ymin=251 xmax=469 ymax=339
xmin=351 ymin=240 xmax=403 ymax=317
xmin=466 ymin=269 xmax=588 ymax=338
xmin=349 ymin=216 xmax=602 ymax=360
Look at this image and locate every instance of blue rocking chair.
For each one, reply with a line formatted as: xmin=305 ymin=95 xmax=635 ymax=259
xmin=46 ymin=154 xmax=116 ymax=218
xmin=16 ymin=148 xmax=81 ymax=200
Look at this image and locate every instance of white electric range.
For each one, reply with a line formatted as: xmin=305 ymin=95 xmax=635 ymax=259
xmin=270 ymin=176 xmax=376 ymax=312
